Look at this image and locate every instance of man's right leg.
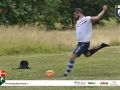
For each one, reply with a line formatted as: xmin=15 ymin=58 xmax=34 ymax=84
xmin=84 ymin=43 xmax=110 ymax=57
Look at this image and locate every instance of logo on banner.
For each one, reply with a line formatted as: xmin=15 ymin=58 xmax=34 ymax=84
xmin=100 ymin=82 xmax=108 ymax=85
xmin=110 ymin=81 xmax=118 ymax=86
xmin=74 ymin=81 xmax=86 ymax=85
xmin=88 ymin=82 xmax=96 ymax=84
xmin=0 ymin=70 xmax=6 ymax=85
xmin=115 ymin=5 xmax=120 ymax=18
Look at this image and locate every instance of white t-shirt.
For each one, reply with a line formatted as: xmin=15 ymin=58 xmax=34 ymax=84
xmin=76 ymin=16 xmax=92 ymax=42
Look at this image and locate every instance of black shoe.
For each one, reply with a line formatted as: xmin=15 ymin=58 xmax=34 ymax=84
xmin=60 ymin=74 xmax=68 ymax=77
xmin=101 ymin=43 xmax=110 ymax=47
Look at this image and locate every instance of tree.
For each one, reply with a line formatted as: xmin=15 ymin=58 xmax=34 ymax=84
xmin=0 ymin=0 xmax=61 ymax=29
xmin=58 ymin=0 xmax=120 ymax=29
xmin=0 ymin=0 xmax=119 ymax=30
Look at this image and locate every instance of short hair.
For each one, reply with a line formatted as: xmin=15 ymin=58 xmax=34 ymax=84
xmin=74 ymin=8 xmax=83 ymax=14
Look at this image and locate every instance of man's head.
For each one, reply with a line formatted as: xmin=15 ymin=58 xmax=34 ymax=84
xmin=74 ymin=8 xmax=83 ymax=19
xmin=0 ymin=8 xmax=4 ymax=13
xmin=0 ymin=4 xmax=6 ymax=14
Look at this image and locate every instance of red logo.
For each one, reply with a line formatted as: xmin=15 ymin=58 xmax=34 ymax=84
xmin=100 ymin=82 xmax=108 ymax=85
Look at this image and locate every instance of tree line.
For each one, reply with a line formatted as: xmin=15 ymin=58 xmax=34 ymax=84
xmin=0 ymin=0 xmax=119 ymax=30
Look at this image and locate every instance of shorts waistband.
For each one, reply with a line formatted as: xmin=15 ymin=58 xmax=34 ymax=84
xmin=78 ymin=41 xmax=90 ymax=44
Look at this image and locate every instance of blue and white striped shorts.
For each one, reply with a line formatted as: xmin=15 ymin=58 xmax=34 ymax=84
xmin=73 ymin=42 xmax=90 ymax=57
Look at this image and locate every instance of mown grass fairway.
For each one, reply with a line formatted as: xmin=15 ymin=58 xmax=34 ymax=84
xmin=0 ymin=45 xmax=120 ymax=90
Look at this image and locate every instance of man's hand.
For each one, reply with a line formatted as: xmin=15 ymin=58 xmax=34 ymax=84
xmin=103 ymin=5 xmax=107 ymax=11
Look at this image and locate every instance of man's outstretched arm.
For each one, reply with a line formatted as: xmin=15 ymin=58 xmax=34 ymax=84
xmin=91 ymin=5 xmax=107 ymax=22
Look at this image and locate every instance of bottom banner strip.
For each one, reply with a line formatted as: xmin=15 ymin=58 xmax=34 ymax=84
xmin=1 ymin=80 xmax=120 ymax=86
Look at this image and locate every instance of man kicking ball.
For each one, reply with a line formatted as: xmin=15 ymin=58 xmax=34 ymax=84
xmin=61 ymin=5 xmax=110 ymax=76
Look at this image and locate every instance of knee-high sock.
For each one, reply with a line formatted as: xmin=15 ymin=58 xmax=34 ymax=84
xmin=89 ymin=45 xmax=103 ymax=56
xmin=64 ymin=60 xmax=75 ymax=75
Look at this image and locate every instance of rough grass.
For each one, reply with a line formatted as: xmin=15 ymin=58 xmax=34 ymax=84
xmin=0 ymin=45 xmax=120 ymax=90
xmin=0 ymin=25 xmax=120 ymax=55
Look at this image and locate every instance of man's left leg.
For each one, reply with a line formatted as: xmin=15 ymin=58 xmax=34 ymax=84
xmin=62 ymin=54 xmax=77 ymax=77
xmin=61 ymin=43 xmax=86 ymax=77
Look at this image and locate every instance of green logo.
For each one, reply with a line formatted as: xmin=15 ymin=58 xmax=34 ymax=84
xmin=0 ymin=77 xmax=5 ymax=85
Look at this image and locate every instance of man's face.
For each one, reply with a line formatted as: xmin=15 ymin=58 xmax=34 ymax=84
xmin=74 ymin=12 xmax=79 ymax=19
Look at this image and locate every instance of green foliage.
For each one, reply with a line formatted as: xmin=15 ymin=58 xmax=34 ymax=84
xmin=59 ymin=0 xmax=119 ymax=28
xmin=0 ymin=0 xmax=119 ymax=29
xmin=0 ymin=0 xmax=61 ymax=29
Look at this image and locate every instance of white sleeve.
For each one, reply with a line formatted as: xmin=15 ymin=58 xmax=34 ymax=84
xmin=86 ymin=16 xmax=92 ymax=22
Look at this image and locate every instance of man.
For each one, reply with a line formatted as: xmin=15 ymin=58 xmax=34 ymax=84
xmin=0 ymin=4 xmax=6 ymax=16
xmin=0 ymin=7 xmax=5 ymax=13
xmin=61 ymin=5 xmax=110 ymax=76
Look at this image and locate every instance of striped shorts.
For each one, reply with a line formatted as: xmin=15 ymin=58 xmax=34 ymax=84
xmin=73 ymin=42 xmax=90 ymax=57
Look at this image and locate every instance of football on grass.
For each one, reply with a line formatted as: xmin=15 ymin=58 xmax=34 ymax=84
xmin=45 ymin=70 xmax=55 ymax=77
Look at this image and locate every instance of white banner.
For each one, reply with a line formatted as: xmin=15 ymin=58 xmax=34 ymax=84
xmin=1 ymin=80 xmax=120 ymax=86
